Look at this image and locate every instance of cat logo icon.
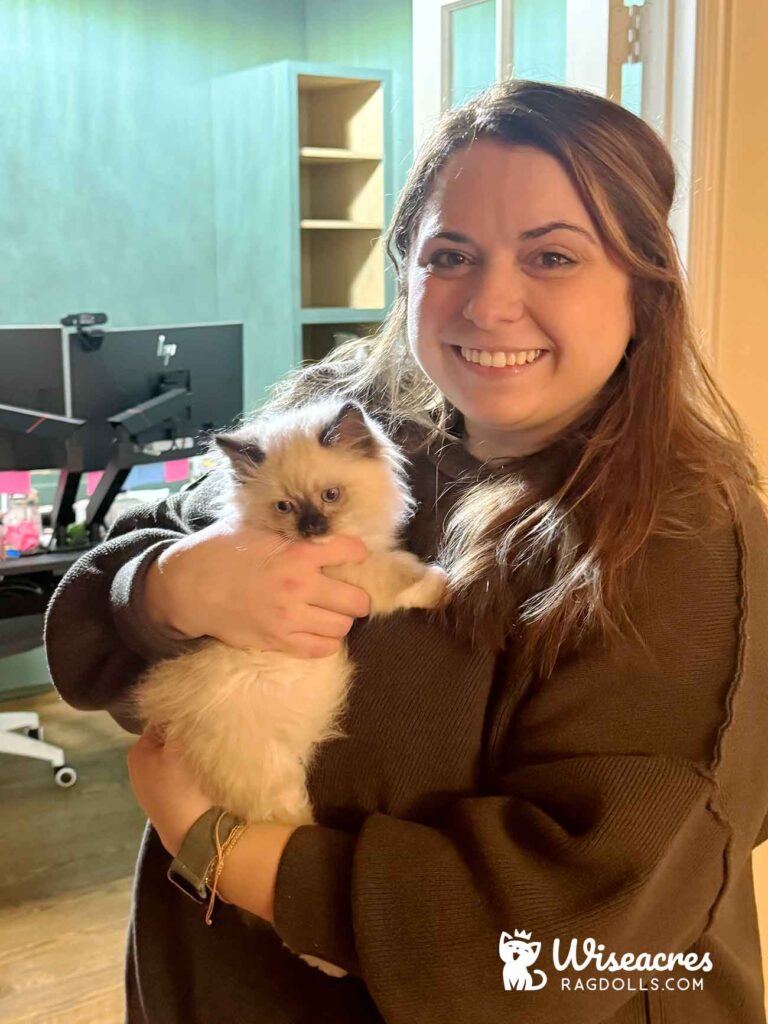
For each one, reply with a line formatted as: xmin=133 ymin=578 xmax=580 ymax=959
xmin=499 ymin=930 xmax=548 ymax=991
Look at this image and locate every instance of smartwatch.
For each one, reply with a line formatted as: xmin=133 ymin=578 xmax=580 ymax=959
xmin=167 ymin=805 xmax=244 ymax=903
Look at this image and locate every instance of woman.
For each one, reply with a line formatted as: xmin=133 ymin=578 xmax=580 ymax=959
xmin=46 ymin=80 xmax=768 ymax=1023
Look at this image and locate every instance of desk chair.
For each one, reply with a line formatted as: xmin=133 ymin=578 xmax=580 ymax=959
xmin=0 ymin=613 xmax=77 ymax=787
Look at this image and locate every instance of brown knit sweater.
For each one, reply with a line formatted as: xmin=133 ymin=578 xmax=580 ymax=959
xmin=44 ymin=427 xmax=768 ymax=1024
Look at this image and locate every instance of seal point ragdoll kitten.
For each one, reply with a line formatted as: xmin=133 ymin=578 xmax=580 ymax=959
xmin=117 ymin=399 xmax=446 ymax=975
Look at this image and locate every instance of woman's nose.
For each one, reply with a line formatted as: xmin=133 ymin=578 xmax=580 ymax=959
xmin=462 ymin=260 xmax=525 ymax=330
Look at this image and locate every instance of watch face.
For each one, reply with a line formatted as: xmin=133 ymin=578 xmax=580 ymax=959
xmin=167 ymin=861 xmax=209 ymax=903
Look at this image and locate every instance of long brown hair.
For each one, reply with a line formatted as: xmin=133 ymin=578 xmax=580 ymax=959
xmin=261 ymin=79 xmax=762 ymax=679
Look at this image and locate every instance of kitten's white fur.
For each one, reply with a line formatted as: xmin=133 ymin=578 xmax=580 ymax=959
xmin=115 ymin=400 xmax=446 ymax=976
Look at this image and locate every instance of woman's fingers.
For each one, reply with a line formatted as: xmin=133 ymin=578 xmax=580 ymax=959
xmin=300 ymin=605 xmax=357 ymax=639
xmin=303 ymin=535 xmax=368 ymax=568
xmin=285 ymin=633 xmax=344 ymax=659
xmin=309 ymin=575 xmax=371 ymax=619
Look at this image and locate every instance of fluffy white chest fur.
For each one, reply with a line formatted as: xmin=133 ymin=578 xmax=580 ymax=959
xmin=135 ymin=641 xmax=353 ymax=825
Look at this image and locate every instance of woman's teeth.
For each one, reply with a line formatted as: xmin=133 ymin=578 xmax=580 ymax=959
xmin=459 ymin=347 xmax=544 ymax=367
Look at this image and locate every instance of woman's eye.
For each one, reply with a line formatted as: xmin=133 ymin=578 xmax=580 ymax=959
xmin=321 ymin=487 xmax=341 ymax=503
xmin=535 ymin=251 xmax=576 ymax=269
xmin=427 ymin=250 xmax=471 ymax=272
xmin=274 ymin=499 xmax=294 ymax=514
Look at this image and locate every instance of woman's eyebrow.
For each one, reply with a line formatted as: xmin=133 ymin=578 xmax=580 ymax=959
xmin=428 ymin=221 xmax=598 ymax=247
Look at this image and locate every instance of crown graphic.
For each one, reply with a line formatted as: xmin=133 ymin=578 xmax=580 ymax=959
xmin=513 ymin=929 xmax=532 ymax=940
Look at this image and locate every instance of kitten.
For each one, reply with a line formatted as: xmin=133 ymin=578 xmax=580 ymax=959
xmin=117 ymin=399 xmax=446 ymax=975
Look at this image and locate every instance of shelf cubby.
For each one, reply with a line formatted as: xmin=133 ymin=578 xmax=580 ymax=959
xmin=212 ymin=61 xmax=392 ymax=407
xmin=301 ymin=227 xmax=384 ymax=309
xmin=302 ymin=321 xmax=380 ymax=363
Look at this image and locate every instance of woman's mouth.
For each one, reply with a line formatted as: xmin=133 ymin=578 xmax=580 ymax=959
xmin=451 ymin=345 xmax=549 ymax=375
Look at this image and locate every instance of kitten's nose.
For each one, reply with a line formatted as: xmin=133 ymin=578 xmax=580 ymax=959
xmin=298 ymin=513 xmax=328 ymax=537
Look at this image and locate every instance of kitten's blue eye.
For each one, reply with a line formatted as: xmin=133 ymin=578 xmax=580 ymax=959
xmin=274 ymin=499 xmax=294 ymax=514
xmin=321 ymin=487 xmax=341 ymax=503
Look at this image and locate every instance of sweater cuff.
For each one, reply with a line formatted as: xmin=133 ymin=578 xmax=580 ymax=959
xmin=110 ymin=540 xmax=200 ymax=662
xmin=273 ymin=824 xmax=361 ymax=975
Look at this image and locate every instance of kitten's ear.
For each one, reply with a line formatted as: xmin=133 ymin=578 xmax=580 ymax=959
xmin=318 ymin=401 xmax=378 ymax=457
xmin=213 ymin=431 xmax=265 ymax=481
xmin=499 ymin=932 xmax=512 ymax=950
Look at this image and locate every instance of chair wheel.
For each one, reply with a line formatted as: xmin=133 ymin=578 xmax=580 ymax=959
xmin=25 ymin=726 xmax=44 ymax=742
xmin=54 ymin=765 xmax=78 ymax=788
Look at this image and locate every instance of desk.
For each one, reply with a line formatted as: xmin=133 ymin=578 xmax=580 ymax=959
xmin=0 ymin=549 xmax=84 ymax=578
xmin=0 ymin=549 xmax=88 ymax=621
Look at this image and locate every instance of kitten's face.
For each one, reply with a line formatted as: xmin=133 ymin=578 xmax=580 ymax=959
xmin=215 ymin=401 xmax=413 ymax=543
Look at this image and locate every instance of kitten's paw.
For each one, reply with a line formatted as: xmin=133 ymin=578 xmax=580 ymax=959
xmin=398 ymin=564 xmax=448 ymax=610
xmin=299 ymin=953 xmax=348 ymax=978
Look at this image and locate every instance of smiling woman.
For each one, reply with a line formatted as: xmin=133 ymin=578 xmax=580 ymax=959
xmin=46 ymin=78 xmax=768 ymax=1024
xmin=407 ymin=140 xmax=634 ymax=461
xmin=266 ymin=78 xmax=759 ymax=674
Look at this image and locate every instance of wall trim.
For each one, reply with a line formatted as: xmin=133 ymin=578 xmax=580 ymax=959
xmin=687 ymin=0 xmax=733 ymax=368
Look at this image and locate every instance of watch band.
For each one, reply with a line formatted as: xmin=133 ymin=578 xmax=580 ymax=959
xmin=167 ymin=805 xmax=244 ymax=903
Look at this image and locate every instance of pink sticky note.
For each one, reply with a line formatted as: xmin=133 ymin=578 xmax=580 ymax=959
xmin=164 ymin=459 xmax=190 ymax=484
xmin=86 ymin=471 xmax=104 ymax=496
xmin=0 ymin=471 xmax=31 ymax=494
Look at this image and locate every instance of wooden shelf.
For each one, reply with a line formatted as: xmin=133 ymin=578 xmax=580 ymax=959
xmin=301 ymin=307 xmax=386 ymax=324
xmin=300 ymin=147 xmax=382 ymax=164
xmin=298 ymin=75 xmax=382 ymax=152
xmin=298 ymin=72 xmax=386 ymax=313
xmin=301 ymin=219 xmax=382 ymax=230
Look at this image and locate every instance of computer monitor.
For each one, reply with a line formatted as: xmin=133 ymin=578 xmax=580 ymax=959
xmin=0 ymin=405 xmax=85 ymax=472
xmin=64 ymin=321 xmax=243 ymax=539
xmin=0 ymin=325 xmax=68 ymax=415
xmin=66 ymin=321 xmax=244 ymax=470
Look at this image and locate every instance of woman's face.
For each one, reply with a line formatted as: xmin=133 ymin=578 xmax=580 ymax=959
xmin=406 ymin=140 xmax=634 ymax=459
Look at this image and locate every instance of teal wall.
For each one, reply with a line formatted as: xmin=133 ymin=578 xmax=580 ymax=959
xmin=0 ymin=1 xmax=412 ymax=696
xmin=0 ymin=0 xmax=304 ymax=330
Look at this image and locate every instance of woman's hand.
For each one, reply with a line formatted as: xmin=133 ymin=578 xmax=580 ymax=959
xmin=144 ymin=521 xmax=371 ymax=658
xmin=126 ymin=726 xmax=213 ymax=858
xmin=126 ymin=727 xmax=297 ymax=922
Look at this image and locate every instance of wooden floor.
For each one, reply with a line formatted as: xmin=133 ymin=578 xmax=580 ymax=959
xmin=0 ymin=691 xmax=146 ymax=1024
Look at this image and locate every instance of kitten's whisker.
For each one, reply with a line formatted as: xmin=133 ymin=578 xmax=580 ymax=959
xmin=258 ymin=533 xmax=293 ymax=566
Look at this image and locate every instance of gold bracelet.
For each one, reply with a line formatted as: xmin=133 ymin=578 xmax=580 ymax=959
xmin=204 ymin=812 xmax=250 ymax=926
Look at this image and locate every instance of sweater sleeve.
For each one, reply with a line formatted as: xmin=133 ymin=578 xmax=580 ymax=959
xmin=44 ymin=474 xmax=217 ymax=718
xmin=272 ymin=488 xmax=768 ymax=1023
